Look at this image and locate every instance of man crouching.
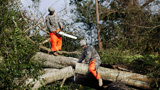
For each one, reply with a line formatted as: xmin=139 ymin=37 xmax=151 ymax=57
xmin=78 ymin=40 xmax=103 ymax=87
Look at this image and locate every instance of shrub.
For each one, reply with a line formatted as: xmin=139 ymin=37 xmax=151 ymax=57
xmin=0 ymin=28 xmax=42 ymax=89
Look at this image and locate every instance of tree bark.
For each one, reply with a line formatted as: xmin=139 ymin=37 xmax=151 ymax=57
xmin=26 ymin=66 xmax=74 ymax=90
xmin=32 ymin=52 xmax=78 ymax=68
xmin=75 ymin=63 xmax=154 ymax=89
xmin=141 ymin=0 xmax=154 ymax=8
xmin=31 ymin=52 xmax=154 ymax=89
xmin=95 ymin=0 xmax=103 ymax=50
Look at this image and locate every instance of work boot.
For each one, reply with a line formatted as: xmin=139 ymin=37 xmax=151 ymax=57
xmin=98 ymin=78 xmax=103 ymax=87
xmin=53 ymin=51 xmax=58 ymax=56
xmin=57 ymin=51 xmax=62 ymax=55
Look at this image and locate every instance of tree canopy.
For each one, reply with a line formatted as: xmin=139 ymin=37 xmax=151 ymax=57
xmin=69 ymin=0 xmax=160 ymax=54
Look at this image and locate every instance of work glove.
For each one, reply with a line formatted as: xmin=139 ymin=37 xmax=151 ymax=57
xmin=61 ymin=26 xmax=63 ymax=30
xmin=52 ymin=30 xmax=57 ymax=33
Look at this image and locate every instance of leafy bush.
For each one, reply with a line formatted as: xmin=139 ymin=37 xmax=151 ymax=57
xmin=129 ymin=55 xmax=160 ymax=89
xmin=0 ymin=28 xmax=42 ymax=89
xmin=0 ymin=0 xmax=44 ymax=89
xmin=99 ymin=48 xmax=139 ymax=65
xmin=100 ymin=48 xmax=160 ymax=89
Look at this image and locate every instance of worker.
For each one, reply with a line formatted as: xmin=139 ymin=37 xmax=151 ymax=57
xmin=45 ymin=6 xmax=63 ymax=56
xmin=78 ymin=40 xmax=103 ymax=87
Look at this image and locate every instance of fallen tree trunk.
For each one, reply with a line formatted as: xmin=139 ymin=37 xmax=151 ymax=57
xmin=31 ymin=52 xmax=154 ymax=89
xmin=25 ymin=69 xmax=59 ymax=86
xmin=75 ymin=63 xmax=154 ymax=89
xmin=32 ymin=52 xmax=78 ymax=68
xmin=26 ymin=66 xmax=74 ymax=90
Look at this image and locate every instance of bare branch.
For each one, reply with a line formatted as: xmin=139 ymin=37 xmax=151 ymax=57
xmin=29 ymin=25 xmax=46 ymax=38
xmin=13 ymin=19 xmax=18 ymax=28
xmin=121 ymin=23 xmax=160 ymax=29
xmin=60 ymin=77 xmax=67 ymax=87
xmin=39 ymin=38 xmax=50 ymax=45
xmin=16 ymin=0 xmax=29 ymax=24
xmin=24 ymin=20 xmax=44 ymax=33
xmin=141 ymin=0 xmax=155 ymax=8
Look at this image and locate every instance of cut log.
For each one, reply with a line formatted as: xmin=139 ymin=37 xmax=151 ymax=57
xmin=31 ymin=52 xmax=154 ymax=89
xmin=26 ymin=66 xmax=74 ymax=90
xmin=32 ymin=52 xmax=78 ymax=68
xmin=75 ymin=63 xmax=154 ymax=89
xmin=25 ymin=68 xmax=59 ymax=86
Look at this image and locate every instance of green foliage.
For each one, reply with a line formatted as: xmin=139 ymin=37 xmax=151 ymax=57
xmin=100 ymin=48 xmax=160 ymax=89
xmin=0 ymin=1 xmax=42 ymax=89
xmin=0 ymin=28 xmax=42 ymax=89
xmin=130 ymin=55 xmax=160 ymax=89
xmin=100 ymin=48 xmax=138 ymax=65
xmin=70 ymin=0 xmax=160 ymax=54
xmin=130 ymin=55 xmax=159 ymax=74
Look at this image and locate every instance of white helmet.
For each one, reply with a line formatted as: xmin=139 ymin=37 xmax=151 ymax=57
xmin=80 ymin=40 xmax=86 ymax=46
xmin=48 ymin=6 xmax=55 ymax=12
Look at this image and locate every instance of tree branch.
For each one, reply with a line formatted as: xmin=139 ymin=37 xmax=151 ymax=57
xmin=121 ymin=23 xmax=160 ymax=29
xmin=141 ymin=0 xmax=154 ymax=8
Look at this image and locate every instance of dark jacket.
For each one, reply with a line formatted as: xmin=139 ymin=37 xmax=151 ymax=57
xmin=78 ymin=45 xmax=101 ymax=64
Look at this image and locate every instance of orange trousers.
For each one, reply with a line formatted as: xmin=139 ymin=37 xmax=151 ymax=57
xmin=50 ymin=30 xmax=62 ymax=51
xmin=89 ymin=59 xmax=101 ymax=80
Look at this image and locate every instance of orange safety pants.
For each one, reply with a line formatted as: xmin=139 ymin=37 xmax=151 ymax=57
xmin=89 ymin=59 xmax=101 ymax=80
xmin=50 ymin=29 xmax=62 ymax=51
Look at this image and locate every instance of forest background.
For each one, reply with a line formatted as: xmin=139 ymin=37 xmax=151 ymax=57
xmin=0 ymin=0 xmax=160 ymax=89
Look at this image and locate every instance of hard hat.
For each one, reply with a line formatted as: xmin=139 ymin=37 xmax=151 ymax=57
xmin=48 ymin=6 xmax=55 ymax=12
xmin=80 ymin=40 xmax=86 ymax=46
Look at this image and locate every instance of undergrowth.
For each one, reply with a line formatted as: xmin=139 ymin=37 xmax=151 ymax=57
xmin=99 ymin=48 xmax=160 ymax=89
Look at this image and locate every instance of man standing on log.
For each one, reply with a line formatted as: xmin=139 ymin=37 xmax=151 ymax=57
xmin=78 ymin=40 xmax=103 ymax=87
xmin=45 ymin=6 xmax=63 ymax=56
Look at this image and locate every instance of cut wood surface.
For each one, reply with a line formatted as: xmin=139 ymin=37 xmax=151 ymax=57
xmin=32 ymin=52 xmax=78 ymax=68
xmin=75 ymin=63 xmax=154 ymax=89
xmin=26 ymin=66 xmax=74 ymax=90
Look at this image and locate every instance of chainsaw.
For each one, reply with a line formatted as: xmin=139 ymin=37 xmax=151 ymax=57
xmin=56 ymin=29 xmax=77 ymax=39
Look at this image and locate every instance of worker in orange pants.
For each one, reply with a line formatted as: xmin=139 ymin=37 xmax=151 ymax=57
xmin=89 ymin=59 xmax=101 ymax=80
xmin=46 ymin=6 xmax=63 ymax=56
xmin=50 ymin=29 xmax=62 ymax=51
xmin=78 ymin=40 xmax=103 ymax=87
